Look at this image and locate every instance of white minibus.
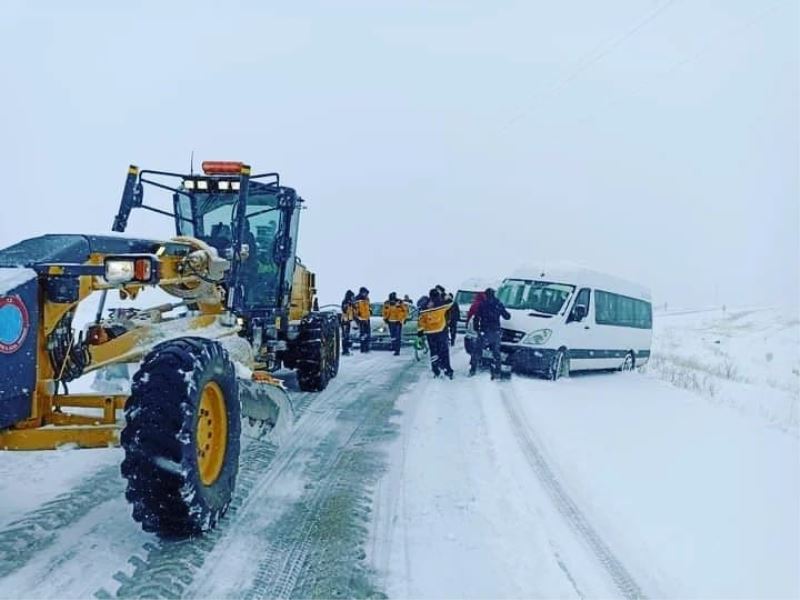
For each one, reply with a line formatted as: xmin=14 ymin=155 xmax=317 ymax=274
xmin=493 ymin=263 xmax=652 ymax=379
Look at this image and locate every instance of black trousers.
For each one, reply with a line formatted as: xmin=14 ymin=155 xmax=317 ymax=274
xmin=358 ymin=319 xmax=371 ymax=352
xmin=388 ymin=321 xmax=402 ymax=353
xmin=470 ymin=329 xmax=502 ymax=374
xmin=341 ymin=321 xmax=352 ymax=354
xmin=426 ymin=330 xmax=452 ymax=376
xmin=448 ymin=320 xmax=458 ymax=346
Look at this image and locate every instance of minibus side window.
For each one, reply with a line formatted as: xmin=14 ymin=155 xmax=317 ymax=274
xmin=596 ymin=290 xmax=652 ymax=328
xmin=595 ymin=290 xmax=615 ymax=325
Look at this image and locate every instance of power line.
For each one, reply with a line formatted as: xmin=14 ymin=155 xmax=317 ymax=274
xmin=659 ymin=2 xmax=785 ymax=78
xmin=567 ymin=2 xmax=789 ymax=125
xmin=502 ymin=0 xmax=677 ymax=130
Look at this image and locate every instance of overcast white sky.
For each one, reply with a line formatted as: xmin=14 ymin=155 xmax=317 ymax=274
xmin=0 ymin=1 xmax=797 ymax=308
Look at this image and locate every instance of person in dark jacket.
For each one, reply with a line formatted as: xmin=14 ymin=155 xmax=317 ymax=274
xmin=353 ymin=287 xmax=372 ymax=353
xmin=470 ymin=288 xmax=511 ymax=379
xmin=445 ymin=292 xmax=460 ymax=346
xmin=340 ymin=290 xmax=355 ymax=355
xmin=418 ymin=288 xmax=454 ymax=379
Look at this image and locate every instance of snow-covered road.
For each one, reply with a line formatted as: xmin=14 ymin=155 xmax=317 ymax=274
xmin=369 ymin=349 xmax=798 ymax=598
xmin=0 ymin=308 xmax=797 ymax=598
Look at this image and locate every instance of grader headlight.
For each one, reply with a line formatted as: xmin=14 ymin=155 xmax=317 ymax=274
xmin=104 ymin=257 xmax=155 ymax=284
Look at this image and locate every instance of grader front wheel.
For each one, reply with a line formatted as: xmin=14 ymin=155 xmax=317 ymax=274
xmin=120 ymin=337 xmax=241 ymax=537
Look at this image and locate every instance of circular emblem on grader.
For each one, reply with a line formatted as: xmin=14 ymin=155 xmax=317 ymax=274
xmin=0 ymin=295 xmax=30 ymax=354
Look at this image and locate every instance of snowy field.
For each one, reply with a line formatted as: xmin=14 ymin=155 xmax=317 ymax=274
xmin=0 ymin=306 xmax=797 ymax=598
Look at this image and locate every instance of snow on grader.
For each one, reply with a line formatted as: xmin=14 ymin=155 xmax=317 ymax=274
xmin=0 ymin=161 xmax=340 ymax=536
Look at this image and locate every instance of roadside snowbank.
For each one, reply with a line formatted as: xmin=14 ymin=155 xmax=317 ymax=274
xmin=646 ymin=307 xmax=799 ymax=435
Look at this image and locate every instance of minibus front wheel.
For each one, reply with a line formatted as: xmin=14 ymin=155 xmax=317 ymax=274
xmin=549 ymin=349 xmax=570 ymax=381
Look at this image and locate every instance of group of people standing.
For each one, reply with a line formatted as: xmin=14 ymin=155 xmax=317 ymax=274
xmin=339 ymin=283 xmax=509 ymax=380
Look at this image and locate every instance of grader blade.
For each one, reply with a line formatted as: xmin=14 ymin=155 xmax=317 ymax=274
xmin=239 ymin=377 xmax=295 ymax=444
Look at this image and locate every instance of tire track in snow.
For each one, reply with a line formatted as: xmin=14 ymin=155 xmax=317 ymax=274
xmin=501 ymin=390 xmax=646 ymax=599
xmin=102 ymin=437 xmax=277 ymax=599
xmin=0 ymin=465 xmax=123 ymax=579
xmin=366 ymin=364 xmax=426 ymax=595
xmin=184 ymin=358 xmax=390 ymax=597
xmin=234 ymin=355 xmax=419 ymax=600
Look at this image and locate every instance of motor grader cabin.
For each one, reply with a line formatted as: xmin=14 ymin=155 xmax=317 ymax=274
xmin=0 ymin=161 xmax=340 ymax=535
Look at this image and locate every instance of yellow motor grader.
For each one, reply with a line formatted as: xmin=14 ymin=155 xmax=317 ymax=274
xmin=0 ymin=161 xmax=340 ymax=536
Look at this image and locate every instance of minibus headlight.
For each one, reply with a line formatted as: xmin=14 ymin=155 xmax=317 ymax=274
xmin=522 ymin=328 xmax=552 ymax=345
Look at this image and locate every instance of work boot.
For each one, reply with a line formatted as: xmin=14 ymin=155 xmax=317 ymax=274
xmin=446 ymin=370 xmax=454 ymax=380
xmin=468 ymin=366 xmax=476 ymax=377
xmin=393 ymin=350 xmax=400 ymax=356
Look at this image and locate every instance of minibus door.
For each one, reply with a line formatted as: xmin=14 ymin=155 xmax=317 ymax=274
xmin=564 ymin=287 xmax=597 ymax=370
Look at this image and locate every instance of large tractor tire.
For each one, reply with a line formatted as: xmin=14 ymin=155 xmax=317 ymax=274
xmin=121 ymin=337 xmax=241 ymax=537
xmin=296 ymin=312 xmax=339 ymax=392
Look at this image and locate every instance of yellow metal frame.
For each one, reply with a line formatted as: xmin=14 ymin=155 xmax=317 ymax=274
xmin=0 ymin=394 xmax=126 ymax=450
xmin=289 ymin=262 xmax=316 ymax=321
xmin=1 ymin=240 xmax=242 ymax=451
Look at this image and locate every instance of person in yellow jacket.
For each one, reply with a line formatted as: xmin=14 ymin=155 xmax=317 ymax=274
xmin=418 ymin=288 xmax=454 ymax=378
xmin=353 ymin=286 xmax=372 ymax=353
xmin=382 ymin=292 xmax=409 ymax=356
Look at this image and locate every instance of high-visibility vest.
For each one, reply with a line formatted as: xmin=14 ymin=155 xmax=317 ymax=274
xmin=382 ymin=301 xmax=408 ymax=323
xmin=354 ymin=298 xmax=371 ymax=320
xmin=418 ymin=302 xmax=452 ymax=334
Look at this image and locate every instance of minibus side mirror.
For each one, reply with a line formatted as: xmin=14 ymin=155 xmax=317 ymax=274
xmin=572 ymin=304 xmax=587 ymax=322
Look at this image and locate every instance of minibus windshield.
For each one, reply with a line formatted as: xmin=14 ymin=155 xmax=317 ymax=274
xmin=455 ymin=290 xmax=477 ymax=305
xmin=498 ymin=280 xmax=575 ymax=315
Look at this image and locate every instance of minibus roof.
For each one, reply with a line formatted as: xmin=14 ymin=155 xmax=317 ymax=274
xmin=507 ymin=262 xmax=652 ymax=301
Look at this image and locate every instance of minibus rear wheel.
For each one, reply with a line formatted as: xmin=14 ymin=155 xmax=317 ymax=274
xmin=620 ymin=352 xmax=635 ymax=372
